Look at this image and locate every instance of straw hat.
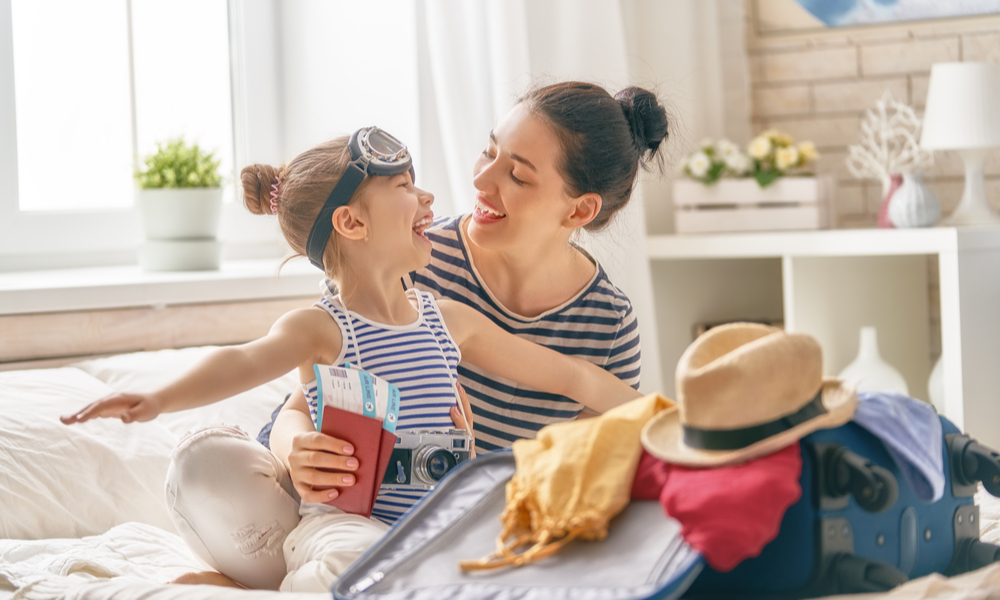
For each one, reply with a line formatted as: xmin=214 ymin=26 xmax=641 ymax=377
xmin=641 ymin=322 xmax=856 ymax=467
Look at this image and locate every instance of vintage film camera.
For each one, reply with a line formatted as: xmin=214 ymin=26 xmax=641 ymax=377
xmin=381 ymin=428 xmax=473 ymax=491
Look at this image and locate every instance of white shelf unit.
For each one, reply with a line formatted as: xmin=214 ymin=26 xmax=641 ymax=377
xmin=647 ymin=227 xmax=1000 ymax=449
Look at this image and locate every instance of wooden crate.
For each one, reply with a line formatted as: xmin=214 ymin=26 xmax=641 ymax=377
xmin=673 ymin=176 xmax=833 ymax=234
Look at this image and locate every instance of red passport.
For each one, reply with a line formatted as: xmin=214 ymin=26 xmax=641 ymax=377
xmin=318 ymin=405 xmax=398 ymax=518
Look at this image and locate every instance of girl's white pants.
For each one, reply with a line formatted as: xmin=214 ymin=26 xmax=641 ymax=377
xmin=164 ymin=425 xmax=388 ymax=591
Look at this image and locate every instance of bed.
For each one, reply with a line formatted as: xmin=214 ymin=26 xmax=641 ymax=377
xmin=1 ymin=346 xmax=999 ymax=600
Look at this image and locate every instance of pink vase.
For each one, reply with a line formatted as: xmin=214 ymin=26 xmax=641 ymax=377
xmin=877 ymin=174 xmax=903 ymax=228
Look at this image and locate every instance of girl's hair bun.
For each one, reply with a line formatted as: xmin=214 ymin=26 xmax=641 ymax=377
xmin=241 ymin=163 xmax=284 ymax=215
xmin=615 ymin=86 xmax=669 ymax=155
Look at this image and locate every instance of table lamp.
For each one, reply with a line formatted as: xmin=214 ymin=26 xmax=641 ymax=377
xmin=920 ymin=62 xmax=1000 ymax=226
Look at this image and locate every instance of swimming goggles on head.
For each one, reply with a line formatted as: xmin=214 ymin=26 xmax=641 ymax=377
xmin=305 ymin=126 xmax=415 ymax=270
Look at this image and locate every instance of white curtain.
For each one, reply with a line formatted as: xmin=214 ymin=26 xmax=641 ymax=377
xmin=417 ymin=0 xmax=665 ymax=394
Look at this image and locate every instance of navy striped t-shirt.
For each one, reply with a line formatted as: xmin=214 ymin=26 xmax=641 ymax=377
xmin=404 ymin=215 xmax=641 ymax=453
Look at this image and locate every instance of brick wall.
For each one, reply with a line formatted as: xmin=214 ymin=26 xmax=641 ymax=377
xmin=746 ymin=8 xmax=1000 ymax=228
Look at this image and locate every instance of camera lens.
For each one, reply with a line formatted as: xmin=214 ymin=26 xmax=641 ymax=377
xmin=413 ymin=445 xmax=457 ymax=484
xmin=427 ymin=452 xmax=453 ymax=480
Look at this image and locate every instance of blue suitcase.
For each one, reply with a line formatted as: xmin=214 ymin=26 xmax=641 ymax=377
xmin=685 ymin=415 xmax=1000 ymax=598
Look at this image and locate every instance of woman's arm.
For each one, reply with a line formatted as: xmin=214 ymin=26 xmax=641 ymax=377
xmin=62 ymin=308 xmax=336 ymax=424
xmin=438 ymin=300 xmax=642 ymax=414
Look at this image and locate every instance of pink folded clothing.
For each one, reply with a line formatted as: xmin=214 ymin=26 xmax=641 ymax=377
xmin=631 ymin=442 xmax=803 ymax=572
xmin=631 ymin=448 xmax=671 ymax=500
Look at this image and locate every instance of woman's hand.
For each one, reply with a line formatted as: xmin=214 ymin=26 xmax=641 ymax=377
xmin=449 ymin=382 xmax=476 ymax=458
xmin=60 ymin=392 xmax=163 ymax=425
xmin=287 ymin=430 xmax=361 ymax=503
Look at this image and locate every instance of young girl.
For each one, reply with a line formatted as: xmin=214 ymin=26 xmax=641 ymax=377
xmin=61 ymin=127 xmax=643 ymax=591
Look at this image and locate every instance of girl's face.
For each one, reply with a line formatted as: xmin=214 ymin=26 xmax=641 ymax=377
xmin=469 ymin=104 xmax=578 ymax=252
xmin=363 ymin=172 xmax=435 ymax=273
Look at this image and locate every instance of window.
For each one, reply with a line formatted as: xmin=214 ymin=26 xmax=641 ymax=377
xmin=12 ymin=0 xmax=134 ymax=212
xmin=0 ymin=0 xmax=275 ymax=270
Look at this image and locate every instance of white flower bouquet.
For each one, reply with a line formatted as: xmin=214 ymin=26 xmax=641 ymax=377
xmin=681 ymin=130 xmax=818 ymax=187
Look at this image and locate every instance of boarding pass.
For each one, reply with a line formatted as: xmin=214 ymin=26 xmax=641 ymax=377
xmin=313 ymin=364 xmax=401 ymax=433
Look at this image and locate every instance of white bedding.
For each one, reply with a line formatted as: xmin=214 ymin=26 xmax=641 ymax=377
xmin=1 ymin=346 xmax=999 ymax=600
xmin=0 ymin=347 xmax=321 ymax=600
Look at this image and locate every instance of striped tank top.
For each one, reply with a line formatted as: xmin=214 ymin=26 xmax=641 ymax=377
xmin=404 ymin=215 xmax=641 ymax=453
xmin=304 ymin=288 xmax=460 ymax=525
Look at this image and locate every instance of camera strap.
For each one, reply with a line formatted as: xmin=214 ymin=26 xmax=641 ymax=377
xmin=421 ymin=292 xmax=469 ymax=432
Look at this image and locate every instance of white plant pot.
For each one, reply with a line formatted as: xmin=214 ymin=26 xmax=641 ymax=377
xmin=135 ymin=187 xmax=223 ymax=271
xmin=673 ymin=176 xmax=833 ymax=234
xmin=136 ymin=187 xmax=223 ymax=240
xmin=139 ymin=240 xmax=222 ymax=271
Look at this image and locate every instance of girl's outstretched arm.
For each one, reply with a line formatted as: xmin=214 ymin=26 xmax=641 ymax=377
xmin=61 ymin=308 xmax=339 ymax=425
xmin=438 ymin=299 xmax=643 ymax=414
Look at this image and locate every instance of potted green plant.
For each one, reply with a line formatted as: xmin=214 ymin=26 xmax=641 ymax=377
xmin=134 ymin=138 xmax=224 ymax=271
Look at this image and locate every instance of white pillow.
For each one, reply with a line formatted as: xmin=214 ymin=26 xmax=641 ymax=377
xmin=0 ymin=368 xmax=178 ymax=540
xmin=70 ymin=346 xmax=299 ymax=439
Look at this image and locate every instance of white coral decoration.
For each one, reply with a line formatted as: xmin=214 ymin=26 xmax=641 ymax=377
xmin=846 ymin=91 xmax=934 ymax=192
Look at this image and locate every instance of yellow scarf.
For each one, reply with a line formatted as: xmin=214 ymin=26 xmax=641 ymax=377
xmin=460 ymin=393 xmax=675 ymax=570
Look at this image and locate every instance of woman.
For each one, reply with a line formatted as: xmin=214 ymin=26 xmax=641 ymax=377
xmin=172 ymin=81 xmax=670 ymax=590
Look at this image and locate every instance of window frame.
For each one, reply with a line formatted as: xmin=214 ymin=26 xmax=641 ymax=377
xmin=0 ymin=0 xmax=283 ymax=271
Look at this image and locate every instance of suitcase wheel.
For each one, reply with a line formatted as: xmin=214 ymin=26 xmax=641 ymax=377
xmin=949 ymin=436 xmax=1000 ymax=497
xmin=829 ymin=553 xmax=908 ymax=594
xmin=825 ymin=446 xmax=899 ymax=513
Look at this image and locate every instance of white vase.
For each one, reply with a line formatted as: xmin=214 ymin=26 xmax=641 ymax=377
xmin=927 ymin=354 xmax=945 ymax=414
xmin=838 ymin=327 xmax=910 ymax=395
xmin=888 ymin=172 xmax=941 ymax=228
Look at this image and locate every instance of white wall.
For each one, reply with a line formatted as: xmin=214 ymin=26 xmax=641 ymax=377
xmin=275 ymin=1 xmax=421 ymax=169
xmin=621 ymin=0 xmax=751 ymax=234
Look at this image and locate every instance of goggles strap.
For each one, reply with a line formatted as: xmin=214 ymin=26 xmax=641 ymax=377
xmin=306 ymin=161 xmax=367 ymax=270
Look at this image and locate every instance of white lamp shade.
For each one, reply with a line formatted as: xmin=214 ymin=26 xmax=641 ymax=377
xmin=921 ymin=62 xmax=1000 ymax=150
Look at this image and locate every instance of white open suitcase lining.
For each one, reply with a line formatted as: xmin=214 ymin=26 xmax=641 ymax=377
xmin=333 ymin=450 xmax=704 ymax=600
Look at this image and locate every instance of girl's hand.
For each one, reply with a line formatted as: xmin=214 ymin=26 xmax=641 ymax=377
xmin=60 ymin=392 xmax=163 ymax=425
xmin=450 ymin=382 xmax=476 ymax=458
xmin=287 ymin=430 xmax=361 ymax=503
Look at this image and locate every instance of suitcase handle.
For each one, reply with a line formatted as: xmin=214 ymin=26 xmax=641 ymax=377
xmin=826 ymin=447 xmax=899 ymax=513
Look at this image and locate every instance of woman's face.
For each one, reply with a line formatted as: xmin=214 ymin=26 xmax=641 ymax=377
xmin=469 ymin=103 xmax=577 ymax=252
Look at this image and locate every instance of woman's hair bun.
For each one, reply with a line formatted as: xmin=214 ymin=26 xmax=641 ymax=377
xmin=241 ymin=163 xmax=283 ymax=215
xmin=615 ymin=86 xmax=669 ymax=155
